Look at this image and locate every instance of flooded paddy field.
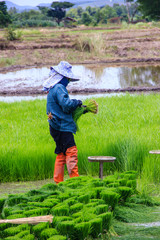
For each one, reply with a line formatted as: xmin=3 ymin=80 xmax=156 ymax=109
xmin=0 ymin=63 xmax=160 ymax=101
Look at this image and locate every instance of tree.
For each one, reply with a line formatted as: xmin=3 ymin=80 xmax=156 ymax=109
xmin=0 ymin=1 xmax=12 ymax=27
xmin=81 ymin=11 xmax=92 ymax=26
xmin=48 ymin=1 xmax=74 ymax=25
xmin=137 ymin=0 xmax=160 ymax=20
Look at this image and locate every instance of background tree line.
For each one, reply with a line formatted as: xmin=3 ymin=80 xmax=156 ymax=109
xmin=0 ymin=0 xmax=160 ymax=28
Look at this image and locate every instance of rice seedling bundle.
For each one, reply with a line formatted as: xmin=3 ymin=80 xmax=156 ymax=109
xmin=0 ymin=173 xmax=138 ymax=240
xmin=72 ymin=99 xmax=98 ymax=130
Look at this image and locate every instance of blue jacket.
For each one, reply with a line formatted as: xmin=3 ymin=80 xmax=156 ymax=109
xmin=46 ymin=83 xmax=80 ymax=134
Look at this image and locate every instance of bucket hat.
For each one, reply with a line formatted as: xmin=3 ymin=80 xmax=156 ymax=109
xmin=52 ymin=61 xmax=79 ymax=81
xmin=43 ymin=61 xmax=79 ymax=92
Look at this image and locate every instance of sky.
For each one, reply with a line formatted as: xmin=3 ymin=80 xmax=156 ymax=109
xmin=0 ymin=0 xmax=57 ymax=6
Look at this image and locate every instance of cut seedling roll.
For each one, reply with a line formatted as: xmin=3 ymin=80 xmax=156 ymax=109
xmin=72 ymin=99 xmax=98 ymax=131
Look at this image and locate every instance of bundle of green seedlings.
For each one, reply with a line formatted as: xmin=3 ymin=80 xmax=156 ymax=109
xmin=72 ymin=99 xmax=98 ymax=130
xmin=0 ymin=172 xmax=138 ymax=240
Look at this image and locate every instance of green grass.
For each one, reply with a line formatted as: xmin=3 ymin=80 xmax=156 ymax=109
xmin=0 ymin=94 xmax=160 ymax=187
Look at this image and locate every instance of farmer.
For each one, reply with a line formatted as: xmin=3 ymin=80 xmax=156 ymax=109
xmin=43 ymin=61 xmax=82 ymax=184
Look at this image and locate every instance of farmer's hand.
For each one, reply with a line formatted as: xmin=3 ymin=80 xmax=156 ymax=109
xmin=83 ymin=109 xmax=88 ymax=114
xmin=77 ymin=100 xmax=83 ymax=107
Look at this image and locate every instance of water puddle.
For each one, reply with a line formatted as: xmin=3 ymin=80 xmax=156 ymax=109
xmin=0 ymin=64 xmax=160 ymax=102
xmin=133 ymin=222 xmax=160 ymax=227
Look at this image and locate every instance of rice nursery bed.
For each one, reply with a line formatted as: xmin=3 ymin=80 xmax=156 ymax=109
xmin=0 ymin=94 xmax=160 ymax=187
xmin=0 ymin=172 xmax=140 ymax=240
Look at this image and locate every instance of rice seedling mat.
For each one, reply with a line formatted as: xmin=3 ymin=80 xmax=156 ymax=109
xmin=88 ymin=156 xmax=116 ymax=180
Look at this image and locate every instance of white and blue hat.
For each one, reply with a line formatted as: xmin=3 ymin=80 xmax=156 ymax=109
xmin=43 ymin=61 xmax=79 ymax=91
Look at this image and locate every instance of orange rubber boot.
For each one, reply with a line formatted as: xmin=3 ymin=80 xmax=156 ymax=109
xmin=54 ymin=152 xmax=66 ymax=184
xmin=66 ymin=146 xmax=79 ymax=178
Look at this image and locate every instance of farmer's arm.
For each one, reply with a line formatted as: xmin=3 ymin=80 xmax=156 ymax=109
xmin=56 ymin=85 xmax=81 ymax=114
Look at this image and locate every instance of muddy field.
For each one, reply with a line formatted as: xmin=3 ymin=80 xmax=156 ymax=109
xmin=0 ymin=27 xmax=160 ymax=71
xmin=0 ymin=26 xmax=160 ymax=95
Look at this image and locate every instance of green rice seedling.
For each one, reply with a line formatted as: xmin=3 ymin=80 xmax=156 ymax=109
xmin=100 ymin=190 xmax=120 ymax=209
xmin=4 ymin=236 xmax=20 ymax=240
xmin=5 ymin=195 xmax=28 ymax=207
xmin=77 ymin=194 xmax=90 ymax=204
xmin=116 ymin=179 xmax=127 ymax=186
xmin=3 ymin=226 xmax=22 ymax=237
xmin=89 ymin=217 xmax=102 ymax=238
xmin=98 ymin=212 xmax=112 ymax=231
xmin=72 ymin=99 xmax=98 ymax=130
xmin=81 ymin=211 xmax=97 ymax=222
xmin=74 ymin=222 xmax=90 ymax=240
xmin=0 ymin=198 xmax=6 ymax=213
xmin=94 ymin=187 xmax=106 ymax=199
xmin=24 ymin=207 xmax=49 ymax=217
xmin=15 ymin=230 xmax=30 ymax=238
xmin=40 ymin=228 xmax=58 ymax=240
xmin=117 ymin=187 xmax=133 ymax=201
xmin=58 ymin=192 xmax=73 ymax=202
xmin=107 ymin=183 xmax=120 ymax=188
xmin=53 ymin=216 xmax=73 ymax=227
xmin=40 ymin=183 xmax=58 ymax=192
xmin=95 ymin=204 xmax=108 ymax=215
xmin=91 ymin=178 xmax=104 ymax=187
xmin=21 ymin=234 xmax=34 ymax=240
xmin=90 ymin=199 xmax=105 ymax=204
xmin=57 ymin=221 xmax=75 ymax=239
xmin=126 ymin=180 xmax=137 ymax=191
xmin=103 ymin=176 xmax=117 ymax=185
xmin=32 ymin=222 xmax=49 ymax=237
xmin=51 ymin=205 xmax=69 ymax=216
xmin=0 ymin=223 xmax=12 ymax=233
xmin=7 ymin=214 xmax=25 ymax=219
xmin=63 ymin=197 xmax=78 ymax=206
xmin=123 ymin=174 xmax=137 ymax=180
xmin=70 ymin=203 xmax=83 ymax=214
xmin=48 ymin=235 xmax=66 ymax=240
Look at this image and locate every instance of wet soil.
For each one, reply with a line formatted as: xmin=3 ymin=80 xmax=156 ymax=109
xmin=0 ymin=27 xmax=160 ymax=70
xmin=1 ymin=27 xmax=160 ymax=95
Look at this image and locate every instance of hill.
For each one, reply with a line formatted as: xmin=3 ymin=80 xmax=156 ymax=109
xmin=5 ymin=0 xmax=127 ymax=12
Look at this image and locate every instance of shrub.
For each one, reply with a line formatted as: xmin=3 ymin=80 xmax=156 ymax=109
xmin=89 ymin=218 xmax=102 ymax=238
xmin=40 ymin=228 xmax=58 ymax=240
xmin=100 ymin=190 xmax=120 ymax=209
xmin=95 ymin=204 xmax=108 ymax=215
xmin=74 ymin=222 xmax=90 ymax=240
xmin=5 ymin=27 xmax=22 ymax=41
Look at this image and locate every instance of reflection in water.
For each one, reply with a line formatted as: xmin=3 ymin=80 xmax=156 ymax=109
xmin=119 ymin=66 xmax=160 ymax=88
xmin=0 ymin=64 xmax=160 ymax=93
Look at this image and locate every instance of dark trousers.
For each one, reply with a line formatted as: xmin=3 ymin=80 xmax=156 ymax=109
xmin=49 ymin=125 xmax=76 ymax=155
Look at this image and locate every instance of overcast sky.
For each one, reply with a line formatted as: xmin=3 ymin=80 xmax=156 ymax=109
xmin=1 ymin=0 xmax=57 ymax=6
